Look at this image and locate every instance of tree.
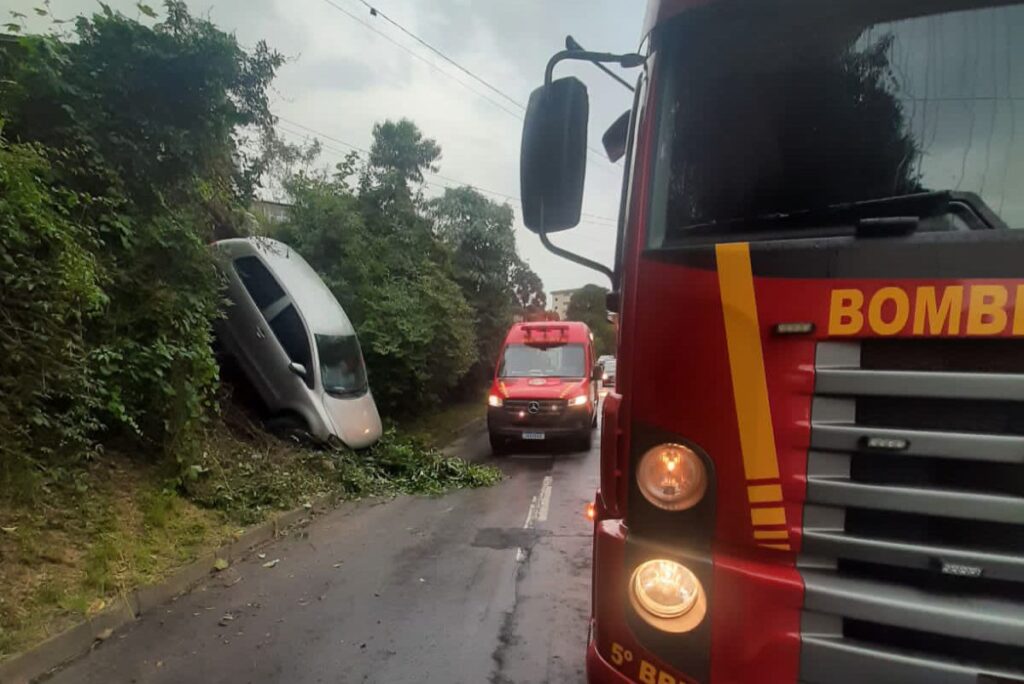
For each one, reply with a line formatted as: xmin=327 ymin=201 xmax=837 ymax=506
xmin=360 ymin=118 xmax=441 ymax=215
xmin=566 ymin=284 xmax=616 ymax=357
xmin=510 ymin=258 xmax=546 ymax=317
xmin=0 ymin=2 xmax=282 ymax=466
xmin=275 ymin=124 xmax=477 ymax=414
xmin=428 ymin=187 xmax=520 ymax=378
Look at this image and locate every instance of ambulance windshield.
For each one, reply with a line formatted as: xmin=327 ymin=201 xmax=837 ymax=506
xmin=499 ymin=344 xmax=586 ymax=378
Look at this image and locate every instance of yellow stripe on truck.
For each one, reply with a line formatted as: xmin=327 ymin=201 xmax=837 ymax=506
xmin=717 ymin=242 xmax=790 ymax=549
xmin=716 ymin=243 xmax=781 ymax=481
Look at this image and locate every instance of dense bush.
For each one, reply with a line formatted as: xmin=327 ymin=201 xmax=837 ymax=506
xmin=0 ymin=2 xmax=281 ymax=477
xmin=0 ymin=133 xmax=105 ymax=477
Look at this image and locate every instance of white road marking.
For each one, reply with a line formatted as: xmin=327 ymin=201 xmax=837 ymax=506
xmin=536 ymin=476 xmax=553 ymax=522
xmin=516 ymin=476 xmax=553 ymax=563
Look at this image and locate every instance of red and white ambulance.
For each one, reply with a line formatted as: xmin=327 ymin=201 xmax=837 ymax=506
xmin=487 ymin=322 xmax=601 ymax=454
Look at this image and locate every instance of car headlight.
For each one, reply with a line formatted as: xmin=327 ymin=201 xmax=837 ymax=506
xmin=636 ymin=443 xmax=707 ymax=511
xmin=488 ymin=394 xmax=503 ymax=407
xmin=630 ymin=559 xmax=706 ymax=633
xmin=569 ymin=394 xmax=589 ymax=407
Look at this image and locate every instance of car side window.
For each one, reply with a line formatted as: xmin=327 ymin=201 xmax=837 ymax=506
xmin=233 ymin=256 xmax=285 ymax=311
xmin=268 ymin=305 xmax=314 ymax=389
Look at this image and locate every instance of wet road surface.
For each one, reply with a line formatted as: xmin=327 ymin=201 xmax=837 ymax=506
xmin=48 ymin=422 xmax=599 ymax=684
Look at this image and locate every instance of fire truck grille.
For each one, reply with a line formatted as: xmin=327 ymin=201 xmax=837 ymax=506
xmin=799 ymin=339 xmax=1024 ymax=684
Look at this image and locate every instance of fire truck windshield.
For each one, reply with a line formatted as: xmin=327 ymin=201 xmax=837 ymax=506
xmin=499 ymin=343 xmax=586 ymax=378
xmin=647 ymin=1 xmax=1024 ymax=246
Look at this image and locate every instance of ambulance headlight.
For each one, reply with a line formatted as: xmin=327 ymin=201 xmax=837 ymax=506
xmin=569 ymin=394 xmax=589 ymax=407
xmin=630 ymin=559 xmax=706 ymax=632
xmin=488 ymin=394 xmax=503 ymax=408
xmin=636 ymin=443 xmax=707 ymax=511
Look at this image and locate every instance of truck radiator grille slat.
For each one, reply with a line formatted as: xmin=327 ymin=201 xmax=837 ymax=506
xmin=800 ymin=340 xmax=1024 ymax=682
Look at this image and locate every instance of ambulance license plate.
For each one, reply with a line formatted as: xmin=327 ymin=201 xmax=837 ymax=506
xmin=522 ymin=432 xmax=546 ymax=441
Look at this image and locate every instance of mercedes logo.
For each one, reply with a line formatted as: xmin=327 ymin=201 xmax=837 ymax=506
xmin=528 ymin=401 xmax=541 ymax=414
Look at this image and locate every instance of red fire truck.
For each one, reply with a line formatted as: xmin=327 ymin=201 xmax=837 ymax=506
xmin=519 ymin=1 xmax=1024 ymax=682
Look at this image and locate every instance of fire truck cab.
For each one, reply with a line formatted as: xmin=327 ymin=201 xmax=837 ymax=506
xmin=487 ymin=321 xmax=600 ymax=454
xmin=519 ymin=0 xmax=1024 ymax=682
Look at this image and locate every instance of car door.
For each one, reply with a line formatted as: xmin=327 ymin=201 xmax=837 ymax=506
xmin=265 ymin=302 xmax=316 ymax=410
xmin=230 ymin=255 xmax=289 ymax=406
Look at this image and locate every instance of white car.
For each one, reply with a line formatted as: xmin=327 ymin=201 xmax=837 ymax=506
xmin=212 ymin=237 xmax=382 ymax=449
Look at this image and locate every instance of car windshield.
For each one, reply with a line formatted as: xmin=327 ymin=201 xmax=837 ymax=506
xmin=499 ymin=344 xmax=586 ymax=378
xmin=604 ymin=360 xmax=616 ymax=372
xmin=315 ymin=334 xmax=368 ymax=396
xmin=647 ymin=2 xmax=1024 ymax=246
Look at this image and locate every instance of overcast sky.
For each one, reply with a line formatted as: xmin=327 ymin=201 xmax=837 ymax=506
xmin=9 ymin=0 xmax=646 ymax=296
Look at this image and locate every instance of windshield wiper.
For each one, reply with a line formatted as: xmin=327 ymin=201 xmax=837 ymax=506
xmin=681 ymin=191 xmax=1007 ymax=238
xmin=326 ymin=387 xmax=367 ymax=398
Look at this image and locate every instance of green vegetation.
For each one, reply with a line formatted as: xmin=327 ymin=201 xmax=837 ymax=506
xmin=398 ymin=396 xmax=486 ymax=449
xmin=1 ymin=1 xmax=280 ymax=481
xmin=566 ymin=284 xmax=617 ymax=357
xmin=275 ymin=120 xmax=545 ymax=413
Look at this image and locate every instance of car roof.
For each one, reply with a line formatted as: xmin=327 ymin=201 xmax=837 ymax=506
xmin=214 ymin=237 xmax=355 ymax=337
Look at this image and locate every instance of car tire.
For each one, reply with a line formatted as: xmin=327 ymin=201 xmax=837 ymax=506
xmin=489 ymin=432 xmax=510 ymax=456
xmin=266 ymin=413 xmax=310 ymax=443
xmin=576 ymin=429 xmax=593 ymax=453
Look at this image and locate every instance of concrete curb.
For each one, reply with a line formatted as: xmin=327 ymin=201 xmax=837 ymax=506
xmin=0 ymin=495 xmax=334 ymax=684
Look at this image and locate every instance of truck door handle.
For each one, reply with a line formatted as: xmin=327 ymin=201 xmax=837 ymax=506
xmin=256 ymin=327 xmax=266 ymax=340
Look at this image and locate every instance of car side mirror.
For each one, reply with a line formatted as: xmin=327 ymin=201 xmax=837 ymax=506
xmin=520 ymin=76 xmax=589 ymax=233
xmin=592 ymin=364 xmax=603 ymax=381
xmin=288 ymin=362 xmax=308 ymax=379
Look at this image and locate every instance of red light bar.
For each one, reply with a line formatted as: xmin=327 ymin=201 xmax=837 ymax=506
xmin=522 ymin=324 xmax=570 ymax=346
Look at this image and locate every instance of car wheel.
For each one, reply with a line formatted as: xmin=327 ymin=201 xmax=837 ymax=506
xmin=489 ymin=432 xmax=510 ymax=456
xmin=576 ymin=429 xmax=593 ymax=453
xmin=266 ymin=413 xmax=310 ymax=443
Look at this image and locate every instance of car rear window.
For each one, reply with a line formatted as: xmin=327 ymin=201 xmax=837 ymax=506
xmin=234 ymin=256 xmax=286 ymax=310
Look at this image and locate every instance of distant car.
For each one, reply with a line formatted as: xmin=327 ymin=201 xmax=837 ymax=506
xmin=212 ymin=237 xmax=382 ymax=449
xmin=600 ymin=358 xmax=617 ymax=388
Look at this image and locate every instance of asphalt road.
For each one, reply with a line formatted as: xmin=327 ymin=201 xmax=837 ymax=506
xmin=48 ymin=421 xmax=599 ymax=684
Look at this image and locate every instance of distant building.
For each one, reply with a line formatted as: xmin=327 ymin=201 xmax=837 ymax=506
xmin=252 ymin=199 xmax=292 ymax=224
xmin=550 ymin=288 xmax=578 ymax=321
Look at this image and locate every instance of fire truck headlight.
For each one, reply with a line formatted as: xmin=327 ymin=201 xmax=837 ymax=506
xmin=637 ymin=443 xmax=707 ymax=511
xmin=569 ymin=394 xmax=589 ymax=407
xmin=488 ymin=394 xmax=503 ymax=408
xmin=630 ymin=559 xmax=706 ymax=632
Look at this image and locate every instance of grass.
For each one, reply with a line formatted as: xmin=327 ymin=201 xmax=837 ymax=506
xmin=0 ymin=456 xmax=234 ymax=661
xmin=0 ymin=400 xmax=500 ymax=662
xmin=397 ymin=394 xmax=485 ymax=448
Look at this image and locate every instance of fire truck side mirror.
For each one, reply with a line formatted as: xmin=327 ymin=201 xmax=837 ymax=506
xmin=602 ymin=110 xmax=630 ymax=163
xmin=520 ymin=76 xmax=589 ymax=233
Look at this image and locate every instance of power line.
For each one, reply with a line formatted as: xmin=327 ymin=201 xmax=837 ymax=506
xmin=353 ymin=0 xmax=524 ymax=111
xmin=275 ymin=119 xmax=619 ymax=226
xmin=315 ymin=0 xmax=524 ymax=120
xmin=315 ymin=0 xmax=618 ymax=173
